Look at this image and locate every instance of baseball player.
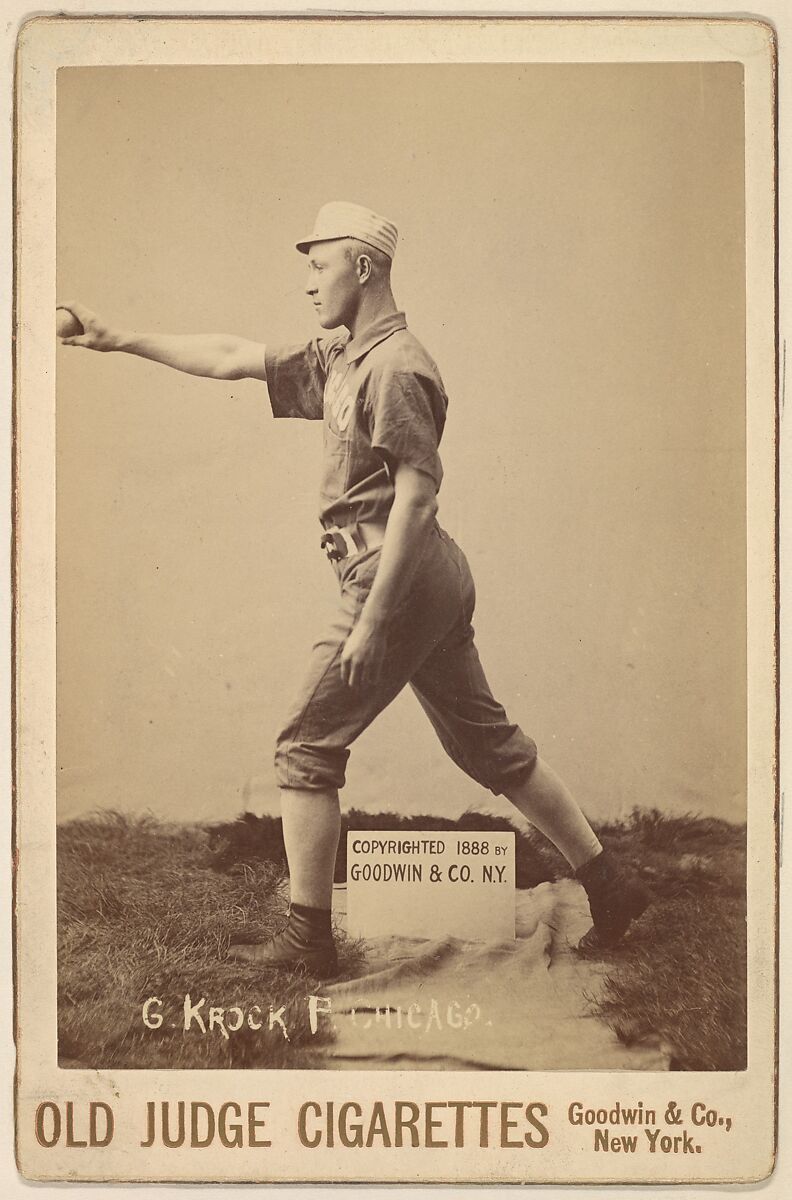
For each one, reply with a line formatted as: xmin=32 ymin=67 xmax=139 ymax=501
xmin=59 ymin=201 xmax=651 ymax=977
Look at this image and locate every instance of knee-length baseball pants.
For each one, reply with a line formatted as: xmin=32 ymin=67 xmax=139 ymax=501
xmin=274 ymin=525 xmax=538 ymax=794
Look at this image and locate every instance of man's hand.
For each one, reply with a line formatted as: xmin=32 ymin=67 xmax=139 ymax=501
xmin=56 ymin=301 xmax=268 ymax=381
xmin=340 ymin=462 xmax=439 ymax=690
xmin=340 ymin=617 xmax=387 ymax=690
xmin=57 ymin=301 xmax=119 ymax=352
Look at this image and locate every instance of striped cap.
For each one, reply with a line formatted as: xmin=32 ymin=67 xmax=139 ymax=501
xmin=296 ymin=201 xmax=398 ymax=260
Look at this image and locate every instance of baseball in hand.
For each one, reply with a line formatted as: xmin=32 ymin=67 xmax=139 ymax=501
xmin=56 ymin=307 xmax=84 ymax=338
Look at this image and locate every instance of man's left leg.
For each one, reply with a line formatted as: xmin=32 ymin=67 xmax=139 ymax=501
xmin=228 ymin=536 xmax=466 ymax=976
xmin=281 ymin=787 xmax=340 ymax=908
xmin=230 ymin=787 xmax=341 ymax=975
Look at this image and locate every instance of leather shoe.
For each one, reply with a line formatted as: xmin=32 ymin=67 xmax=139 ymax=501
xmin=227 ymin=905 xmax=338 ymax=979
xmin=575 ymin=849 xmax=651 ymax=953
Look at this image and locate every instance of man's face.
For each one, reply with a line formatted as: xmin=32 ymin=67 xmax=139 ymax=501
xmin=304 ymin=240 xmax=361 ymax=329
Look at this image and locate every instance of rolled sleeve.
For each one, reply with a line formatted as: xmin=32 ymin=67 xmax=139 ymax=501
xmin=367 ymin=367 xmax=445 ymax=490
xmin=265 ymin=336 xmax=343 ymax=420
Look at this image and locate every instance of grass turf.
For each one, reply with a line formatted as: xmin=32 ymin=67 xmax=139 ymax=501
xmin=590 ymin=809 xmax=747 ymax=1071
xmin=57 ymin=813 xmax=363 ymax=1069
xmin=56 ymin=807 xmax=746 ymax=1071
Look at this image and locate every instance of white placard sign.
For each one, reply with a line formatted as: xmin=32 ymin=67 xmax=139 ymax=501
xmin=345 ymin=830 xmax=515 ymax=941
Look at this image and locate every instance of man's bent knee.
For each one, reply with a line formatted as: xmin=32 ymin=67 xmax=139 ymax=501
xmin=461 ymin=730 xmax=539 ymax=797
xmin=274 ymin=736 xmax=350 ymax=792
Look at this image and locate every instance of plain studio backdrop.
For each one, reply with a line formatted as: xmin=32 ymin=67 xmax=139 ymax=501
xmin=56 ymin=63 xmax=746 ymax=827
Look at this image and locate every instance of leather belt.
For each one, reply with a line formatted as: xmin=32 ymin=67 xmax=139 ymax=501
xmin=320 ymin=521 xmax=385 ymax=562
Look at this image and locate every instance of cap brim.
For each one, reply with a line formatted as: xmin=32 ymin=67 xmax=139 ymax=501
xmin=295 ymin=234 xmax=345 ymax=254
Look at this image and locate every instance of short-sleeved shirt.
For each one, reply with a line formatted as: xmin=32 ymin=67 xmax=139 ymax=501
xmin=265 ymin=311 xmax=447 ymax=529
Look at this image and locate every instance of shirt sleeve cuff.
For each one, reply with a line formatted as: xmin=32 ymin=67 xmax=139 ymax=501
xmin=371 ymin=441 xmax=444 ymax=492
xmin=264 ymin=346 xmax=287 ymax=417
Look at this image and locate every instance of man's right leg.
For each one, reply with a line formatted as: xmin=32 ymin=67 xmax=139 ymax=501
xmin=503 ymin=757 xmax=602 ymax=870
xmin=413 ymin=642 xmax=651 ymax=950
xmin=504 ymin=760 xmax=650 ymax=950
xmin=410 ymin=532 xmax=651 ymax=950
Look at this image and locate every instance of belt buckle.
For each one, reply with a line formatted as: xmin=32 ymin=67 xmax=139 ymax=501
xmin=321 ymin=527 xmax=347 ymax=562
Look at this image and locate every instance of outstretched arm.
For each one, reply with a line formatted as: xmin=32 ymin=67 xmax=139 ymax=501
xmin=340 ymin=462 xmax=438 ymax=689
xmin=57 ymin=301 xmax=268 ymax=381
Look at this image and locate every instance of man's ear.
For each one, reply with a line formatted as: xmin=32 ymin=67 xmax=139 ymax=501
xmin=356 ymin=254 xmax=373 ymax=284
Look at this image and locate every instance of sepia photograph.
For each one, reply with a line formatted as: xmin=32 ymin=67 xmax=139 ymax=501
xmin=13 ymin=15 xmax=777 ymax=1185
xmin=54 ymin=55 xmax=747 ymax=1075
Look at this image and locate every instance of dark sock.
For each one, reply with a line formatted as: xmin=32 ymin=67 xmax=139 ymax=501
xmin=576 ymin=847 xmax=608 ymax=882
xmin=290 ymin=902 xmax=333 ymax=934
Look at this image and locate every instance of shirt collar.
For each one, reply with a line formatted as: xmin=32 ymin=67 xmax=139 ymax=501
xmin=344 ymin=311 xmax=407 ymax=365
